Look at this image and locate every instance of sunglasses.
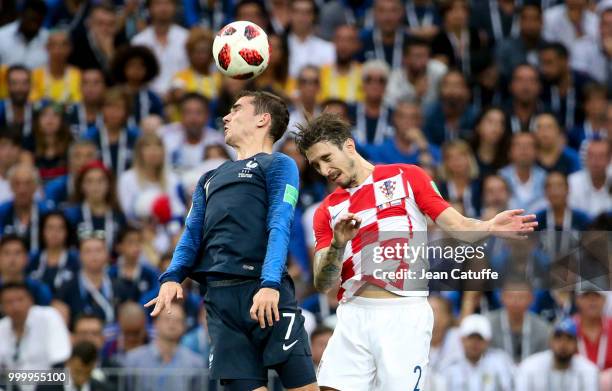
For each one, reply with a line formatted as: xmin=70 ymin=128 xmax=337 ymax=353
xmin=299 ymin=78 xmax=320 ymax=85
xmin=78 ymin=228 xmax=107 ymax=242
xmin=364 ymin=76 xmax=388 ymax=84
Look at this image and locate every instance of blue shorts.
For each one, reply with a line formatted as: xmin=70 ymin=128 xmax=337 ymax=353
xmin=204 ymin=275 xmax=316 ymax=388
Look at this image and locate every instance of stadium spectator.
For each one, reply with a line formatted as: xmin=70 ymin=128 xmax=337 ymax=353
xmin=567 ymin=139 xmax=612 ymax=218
xmin=495 ymin=3 xmax=544 ymax=81
xmin=310 ymin=325 xmax=333 ymax=367
xmin=288 ymin=65 xmax=322 ymax=133
xmin=68 ymin=3 xmax=127 ymax=78
xmin=499 ymin=132 xmax=547 ymax=212
xmin=479 ymin=175 xmax=511 ymax=220
xmin=44 ymin=139 xmax=98 ymax=206
xmin=267 ymin=0 xmax=291 ymax=34
xmin=131 ymin=0 xmax=189 ymax=96
xmin=437 ymin=140 xmax=481 ymax=217
xmin=110 ymin=45 xmax=165 ymax=127
xmin=570 ymin=3 xmax=612 ymax=89
xmin=55 ymin=235 xmax=139 ymax=325
xmin=180 ymin=304 xmax=210 ymax=362
xmin=542 ymin=0 xmax=597 ymax=54
xmin=504 ymin=64 xmax=544 ymax=133
xmin=359 ymin=0 xmax=408 ymax=69
xmin=470 ymin=107 xmax=511 ymax=178
xmin=32 ymin=103 xmax=74 ymax=183
xmin=319 ymin=25 xmax=363 ymax=105
xmin=350 ymin=59 xmax=392 ymax=145
xmin=158 ymin=93 xmax=225 ymax=172
xmin=404 ymin=0 xmax=441 ymax=41
xmin=108 ymin=226 xmax=160 ymax=304
xmin=533 ymin=113 xmax=581 ymax=175
xmin=234 ymin=0 xmax=273 ymax=34
xmin=535 ymin=171 xmax=591 ymax=234
xmin=66 ymin=68 xmax=106 ymax=138
xmin=83 ymin=88 xmax=140 ymax=177
xmin=27 ymin=211 xmax=79 ymax=293
xmin=487 ymin=281 xmax=551 ymax=363
xmin=0 ymin=164 xmax=53 ymax=252
xmin=428 ymin=295 xmax=463 ymax=372
xmin=117 ymin=133 xmax=185 ymax=225
xmin=0 ymin=132 xmax=21 ymax=204
xmin=363 ymin=99 xmax=440 ymax=166
xmin=575 ymin=289 xmax=612 ymax=369
xmin=321 ymin=98 xmax=351 ymax=124
xmin=431 ymin=0 xmax=484 ymax=78
xmin=472 ymin=0 xmax=521 ymax=46
xmin=54 ymin=341 xmax=113 ymax=391
xmin=0 ymin=281 xmax=70 ymax=370
xmin=0 ymin=0 xmax=49 ymax=68
xmin=123 ymin=302 xmax=206 ymax=391
xmin=516 ymin=317 xmax=600 ymax=391
xmin=538 ymin=42 xmax=592 ymax=131
xmin=102 ymin=301 xmax=149 ymax=366
xmin=318 ymin=0 xmax=374 ymax=41
xmin=253 ymin=33 xmax=291 ymax=97
xmin=0 ymin=234 xmax=52 ymax=305
xmin=444 ymin=314 xmax=515 ymax=391
xmin=63 ymin=161 xmax=126 ymax=250
xmin=287 ymin=0 xmax=335 ymax=78
xmin=30 ymin=29 xmax=81 ymax=104
xmin=568 ymin=84 xmax=608 ymax=151
xmin=0 ymin=65 xmax=37 ymax=150
xmin=170 ymin=27 xmax=220 ymax=108
xmin=423 ymin=70 xmax=475 ymax=146
xmin=470 ymin=51 xmax=503 ymax=114
xmin=385 ymin=37 xmax=447 ymax=107
xmin=180 ymin=0 xmax=230 ymax=31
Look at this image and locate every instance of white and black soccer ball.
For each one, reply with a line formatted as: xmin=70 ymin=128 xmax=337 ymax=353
xmin=212 ymin=21 xmax=270 ymax=80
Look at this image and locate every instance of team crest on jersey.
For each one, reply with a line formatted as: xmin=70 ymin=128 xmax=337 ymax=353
xmin=379 ymin=180 xmax=396 ymax=200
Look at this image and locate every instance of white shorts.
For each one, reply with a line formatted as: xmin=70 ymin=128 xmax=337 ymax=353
xmin=317 ymin=296 xmax=434 ymax=391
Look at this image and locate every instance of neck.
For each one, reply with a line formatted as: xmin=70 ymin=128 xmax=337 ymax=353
xmin=587 ymin=116 xmax=605 ymax=130
xmin=552 ymin=204 xmax=566 ymax=220
xmin=395 ymin=136 xmax=413 ymax=153
xmin=185 ymin=130 xmax=203 ymax=143
xmin=1 ymin=271 xmax=23 ymax=283
xmin=294 ymin=29 xmax=311 ymax=41
xmin=84 ymin=270 xmax=104 ymax=287
xmin=380 ymin=28 xmax=395 ymax=43
xmin=365 ymin=98 xmax=381 ymax=112
xmin=141 ymin=166 xmax=159 ymax=181
xmin=478 ymin=144 xmax=495 ymax=162
xmin=507 ymin=310 xmax=525 ymax=331
xmin=335 ymin=59 xmax=352 ymax=73
xmin=11 ymin=318 xmax=27 ymax=336
xmin=14 ymin=202 xmax=33 ymax=215
xmin=46 ymin=246 xmax=64 ymax=258
xmin=352 ymin=156 xmax=375 ymax=187
xmin=193 ymin=63 xmax=209 ymax=75
xmin=514 ymin=99 xmax=536 ymax=114
xmin=87 ymin=200 xmax=108 ymax=214
xmin=49 ymin=62 xmax=66 ymax=78
xmin=553 ymin=359 xmax=572 ymax=370
xmin=156 ymin=338 xmax=177 ymax=363
xmin=452 ymin=175 xmax=469 ymax=187
xmin=558 ymin=72 xmax=571 ymax=92
xmin=516 ymin=165 xmax=531 ymax=182
xmin=153 ymin=23 xmax=171 ymax=36
xmin=302 ymin=99 xmax=316 ymax=114
xmin=591 ymin=172 xmax=606 ymax=189
xmin=234 ymin=138 xmax=274 ymax=161
xmin=582 ymin=316 xmax=602 ymax=329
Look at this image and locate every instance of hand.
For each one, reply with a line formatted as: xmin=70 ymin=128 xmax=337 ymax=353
xmin=144 ymin=282 xmax=184 ymax=316
xmin=332 ymin=213 xmax=362 ymax=248
xmin=489 ymin=209 xmax=538 ymax=239
xmin=250 ymin=288 xmax=280 ymax=328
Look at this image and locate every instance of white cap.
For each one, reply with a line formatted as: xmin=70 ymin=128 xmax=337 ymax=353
xmin=460 ymin=314 xmax=492 ymax=341
xmin=597 ymin=0 xmax=612 ymax=14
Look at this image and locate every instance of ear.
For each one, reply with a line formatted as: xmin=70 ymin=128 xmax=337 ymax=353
xmin=344 ymin=138 xmax=356 ymax=153
xmin=256 ymin=112 xmax=271 ymax=129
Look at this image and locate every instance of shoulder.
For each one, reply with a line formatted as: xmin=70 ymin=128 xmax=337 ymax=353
xmin=177 ymin=345 xmax=205 ymax=366
xmin=518 ymin=350 xmax=550 ymax=371
xmin=131 ymin=28 xmax=152 ymax=43
xmin=170 ymin=25 xmax=189 ymax=39
xmin=572 ymin=353 xmax=600 ymax=373
xmin=263 ymin=152 xmax=298 ymax=173
xmin=124 ymin=344 xmax=151 ymax=363
xmin=568 ymin=169 xmax=586 ymax=184
xmin=0 ymin=200 xmax=13 ymax=214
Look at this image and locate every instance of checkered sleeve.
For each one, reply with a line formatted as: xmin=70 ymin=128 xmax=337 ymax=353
xmin=405 ymin=165 xmax=450 ymax=221
xmin=313 ymin=200 xmax=333 ymax=251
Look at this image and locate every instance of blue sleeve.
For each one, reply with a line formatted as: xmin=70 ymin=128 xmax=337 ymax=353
xmin=261 ymin=153 xmax=300 ymax=289
xmin=158 ymin=174 xmax=208 ymax=284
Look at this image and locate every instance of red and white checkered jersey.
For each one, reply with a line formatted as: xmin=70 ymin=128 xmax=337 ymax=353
xmin=313 ymin=164 xmax=450 ymax=301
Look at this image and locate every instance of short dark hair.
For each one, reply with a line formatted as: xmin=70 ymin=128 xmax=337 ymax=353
xmin=0 ymin=234 xmax=28 ymax=251
xmin=116 ymin=224 xmax=141 ymax=245
xmin=539 ymin=42 xmax=569 ymax=59
xmin=322 ymin=98 xmax=349 ymax=114
xmin=39 ymin=211 xmax=75 ymax=249
xmin=6 ymin=64 xmax=30 ymax=82
xmin=89 ymin=2 xmax=116 ymax=16
xmin=72 ymin=313 xmax=105 ymax=332
xmin=0 ymin=281 xmax=33 ymax=300
xmin=294 ymin=112 xmax=353 ymax=155
xmin=519 ymin=2 xmax=542 ymax=17
xmin=22 ymin=0 xmax=47 ymax=16
xmin=403 ymin=37 xmax=430 ymax=54
xmin=110 ymin=45 xmax=160 ymax=84
xmin=583 ymin=83 xmax=608 ymax=101
xmin=181 ymin=92 xmax=210 ymax=110
xmin=310 ymin=325 xmax=333 ymax=342
xmin=70 ymin=341 xmax=98 ymax=365
xmin=236 ymin=91 xmax=289 ymax=143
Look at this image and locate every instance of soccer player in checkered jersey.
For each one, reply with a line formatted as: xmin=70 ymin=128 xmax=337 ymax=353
xmin=295 ymin=113 xmax=538 ymax=391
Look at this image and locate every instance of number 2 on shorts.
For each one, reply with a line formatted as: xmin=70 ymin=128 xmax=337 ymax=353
xmin=413 ymin=365 xmax=422 ymax=391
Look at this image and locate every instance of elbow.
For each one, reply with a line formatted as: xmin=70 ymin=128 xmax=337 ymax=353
xmin=313 ymin=277 xmax=333 ymax=294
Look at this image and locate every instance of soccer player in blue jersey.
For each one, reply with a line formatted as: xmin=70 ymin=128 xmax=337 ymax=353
xmin=145 ymin=91 xmax=318 ymax=391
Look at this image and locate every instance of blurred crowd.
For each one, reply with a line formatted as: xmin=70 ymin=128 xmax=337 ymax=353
xmin=0 ymin=0 xmax=611 ymax=389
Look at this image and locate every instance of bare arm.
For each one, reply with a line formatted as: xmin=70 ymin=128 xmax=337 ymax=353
xmin=434 ymin=207 xmax=537 ymax=242
xmin=313 ymin=213 xmax=362 ymax=293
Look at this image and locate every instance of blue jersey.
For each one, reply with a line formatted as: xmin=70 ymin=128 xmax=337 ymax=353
xmin=159 ymin=152 xmax=299 ymax=290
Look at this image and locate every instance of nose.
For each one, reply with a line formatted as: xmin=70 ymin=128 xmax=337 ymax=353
xmin=223 ymin=112 xmax=231 ymax=124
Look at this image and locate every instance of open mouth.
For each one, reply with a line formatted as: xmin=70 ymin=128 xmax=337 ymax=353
xmin=328 ymin=171 xmax=341 ymax=182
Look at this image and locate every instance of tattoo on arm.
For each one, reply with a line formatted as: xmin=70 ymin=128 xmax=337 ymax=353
xmin=313 ymin=244 xmax=345 ymax=292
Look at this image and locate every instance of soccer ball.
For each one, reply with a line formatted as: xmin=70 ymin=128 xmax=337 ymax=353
xmin=212 ymin=21 xmax=270 ymax=80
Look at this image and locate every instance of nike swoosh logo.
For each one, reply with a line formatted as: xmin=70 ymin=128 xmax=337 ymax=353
xmin=332 ymin=209 xmax=346 ymax=220
xmin=282 ymin=340 xmax=298 ymax=351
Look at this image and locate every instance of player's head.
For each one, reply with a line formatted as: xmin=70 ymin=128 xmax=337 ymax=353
xmin=295 ymin=113 xmax=363 ymax=188
xmin=222 ymin=91 xmax=289 ymax=147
